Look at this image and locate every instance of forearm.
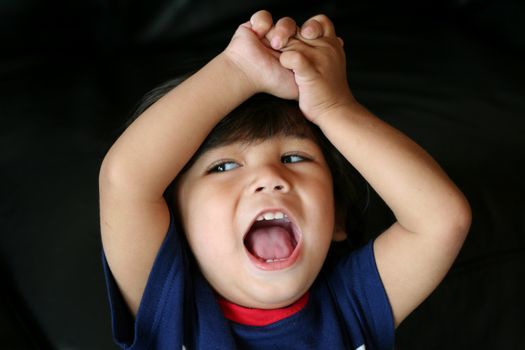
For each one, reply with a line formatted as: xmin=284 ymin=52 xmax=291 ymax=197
xmin=100 ymin=53 xmax=254 ymax=198
xmin=317 ymin=102 xmax=471 ymax=236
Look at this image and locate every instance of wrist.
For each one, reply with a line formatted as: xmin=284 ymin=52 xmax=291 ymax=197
xmin=309 ymin=96 xmax=360 ymax=127
xmin=219 ymin=50 xmax=261 ymax=98
xmin=169 ymin=52 xmax=258 ymax=127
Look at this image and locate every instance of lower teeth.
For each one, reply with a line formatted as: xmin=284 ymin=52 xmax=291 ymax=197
xmin=265 ymin=258 xmax=287 ymax=263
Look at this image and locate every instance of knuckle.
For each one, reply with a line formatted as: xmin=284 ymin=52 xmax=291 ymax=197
xmin=277 ymin=16 xmax=294 ymax=24
xmin=313 ymin=14 xmax=335 ymax=32
xmin=255 ymin=9 xmax=271 ymax=19
xmin=277 ymin=17 xmax=296 ymax=32
xmin=315 ymin=14 xmax=330 ymax=23
xmin=291 ymin=52 xmax=308 ymax=67
xmin=302 ymin=21 xmax=322 ymax=38
xmin=251 ymin=10 xmax=272 ymax=26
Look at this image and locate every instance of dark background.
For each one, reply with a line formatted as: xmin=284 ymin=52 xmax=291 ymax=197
xmin=1 ymin=0 xmax=524 ymax=349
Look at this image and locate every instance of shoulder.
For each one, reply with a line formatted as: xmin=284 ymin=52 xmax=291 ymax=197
xmin=318 ymin=240 xmax=395 ymax=349
xmin=323 ymin=239 xmax=380 ymax=287
xmin=102 ymin=215 xmax=188 ymax=348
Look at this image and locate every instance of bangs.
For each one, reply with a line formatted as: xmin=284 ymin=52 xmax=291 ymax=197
xmin=204 ymin=94 xmax=318 ymax=148
xmin=182 ymin=94 xmax=322 ymax=172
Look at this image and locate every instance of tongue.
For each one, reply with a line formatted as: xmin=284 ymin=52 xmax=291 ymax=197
xmin=246 ymin=226 xmax=295 ymax=260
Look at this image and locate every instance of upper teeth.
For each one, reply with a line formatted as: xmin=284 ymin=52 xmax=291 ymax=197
xmin=256 ymin=211 xmax=287 ymax=221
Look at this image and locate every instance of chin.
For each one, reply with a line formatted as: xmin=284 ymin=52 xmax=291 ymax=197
xmin=246 ymin=279 xmax=310 ymax=309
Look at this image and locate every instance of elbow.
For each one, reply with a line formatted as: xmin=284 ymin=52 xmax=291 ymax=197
xmin=444 ymin=192 xmax=472 ymax=246
xmin=99 ymin=152 xmax=128 ymax=193
xmin=99 ymin=148 xmax=167 ymax=200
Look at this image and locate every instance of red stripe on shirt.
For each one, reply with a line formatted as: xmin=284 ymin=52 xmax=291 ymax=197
xmin=217 ymin=292 xmax=310 ymax=326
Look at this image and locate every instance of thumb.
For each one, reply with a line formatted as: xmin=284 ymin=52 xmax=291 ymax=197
xmin=279 ymin=51 xmax=316 ymax=79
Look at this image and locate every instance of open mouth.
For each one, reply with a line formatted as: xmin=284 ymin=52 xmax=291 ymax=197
xmin=243 ymin=210 xmax=302 ymax=270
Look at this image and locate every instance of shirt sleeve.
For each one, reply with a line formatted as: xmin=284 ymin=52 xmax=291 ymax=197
xmin=101 ymin=213 xmax=186 ymax=349
xmin=329 ymin=239 xmax=395 ymax=350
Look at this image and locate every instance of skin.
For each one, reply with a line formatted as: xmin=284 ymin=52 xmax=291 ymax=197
xmin=99 ymin=10 xmax=471 ymax=328
xmin=176 ymin=136 xmax=335 ymax=309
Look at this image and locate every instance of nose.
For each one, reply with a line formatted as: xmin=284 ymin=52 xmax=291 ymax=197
xmin=250 ymin=165 xmax=291 ymax=194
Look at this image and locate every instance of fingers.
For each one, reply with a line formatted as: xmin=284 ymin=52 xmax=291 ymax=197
xmin=249 ymin=11 xmax=343 ymax=50
xmin=266 ymin=17 xmax=298 ymax=50
xmin=298 ymin=14 xmax=340 ymax=42
xmin=279 ymin=49 xmax=316 ymax=78
xmin=249 ymin=11 xmax=298 ymax=50
xmin=250 ymin=10 xmax=273 ymax=38
xmin=300 ymin=18 xmax=324 ymax=40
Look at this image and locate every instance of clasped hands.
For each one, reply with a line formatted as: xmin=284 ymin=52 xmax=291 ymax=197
xmin=225 ymin=10 xmax=353 ymax=122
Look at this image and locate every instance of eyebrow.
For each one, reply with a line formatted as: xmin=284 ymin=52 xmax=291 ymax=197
xmin=189 ymin=133 xmax=320 ymax=164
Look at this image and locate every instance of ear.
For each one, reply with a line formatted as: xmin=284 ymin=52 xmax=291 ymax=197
xmin=332 ymin=204 xmax=348 ymax=242
xmin=332 ymin=226 xmax=347 ymax=242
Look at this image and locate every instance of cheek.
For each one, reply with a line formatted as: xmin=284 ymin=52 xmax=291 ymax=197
xmin=309 ymin=174 xmax=336 ymax=235
xmin=177 ymin=178 xmax=215 ymax=228
xmin=179 ymin=191 xmax=213 ymax=243
xmin=311 ymin=170 xmax=335 ymax=209
xmin=177 ymin=182 xmax=205 ymax=248
xmin=177 ymin=182 xmax=236 ymax=261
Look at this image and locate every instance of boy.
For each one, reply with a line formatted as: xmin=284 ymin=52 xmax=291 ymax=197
xmin=99 ymin=10 xmax=471 ymax=349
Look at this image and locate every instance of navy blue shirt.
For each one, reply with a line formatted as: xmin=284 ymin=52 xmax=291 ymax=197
xmin=102 ymin=216 xmax=395 ymax=349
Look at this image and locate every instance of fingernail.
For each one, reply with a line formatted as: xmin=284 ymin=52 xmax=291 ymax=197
xmin=302 ymin=28 xmax=314 ymax=39
xmin=271 ymin=37 xmax=282 ymax=49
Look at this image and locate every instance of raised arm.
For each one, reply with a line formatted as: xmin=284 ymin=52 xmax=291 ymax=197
xmin=280 ymin=15 xmax=472 ymax=327
xmin=99 ymin=11 xmax=302 ymax=315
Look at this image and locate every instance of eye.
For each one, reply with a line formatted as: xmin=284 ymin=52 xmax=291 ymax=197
xmin=281 ymin=153 xmax=311 ymax=164
xmin=207 ymin=160 xmax=240 ymax=173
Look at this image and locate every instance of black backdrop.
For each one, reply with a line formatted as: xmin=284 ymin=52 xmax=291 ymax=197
xmin=1 ymin=0 xmax=524 ymax=349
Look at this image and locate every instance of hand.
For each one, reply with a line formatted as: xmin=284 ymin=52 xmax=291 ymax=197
xmin=223 ymin=10 xmax=300 ymax=99
xmin=279 ymin=15 xmax=355 ymax=123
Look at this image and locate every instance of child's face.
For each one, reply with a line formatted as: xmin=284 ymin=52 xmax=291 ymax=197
xmin=176 ymin=135 xmax=335 ymax=309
